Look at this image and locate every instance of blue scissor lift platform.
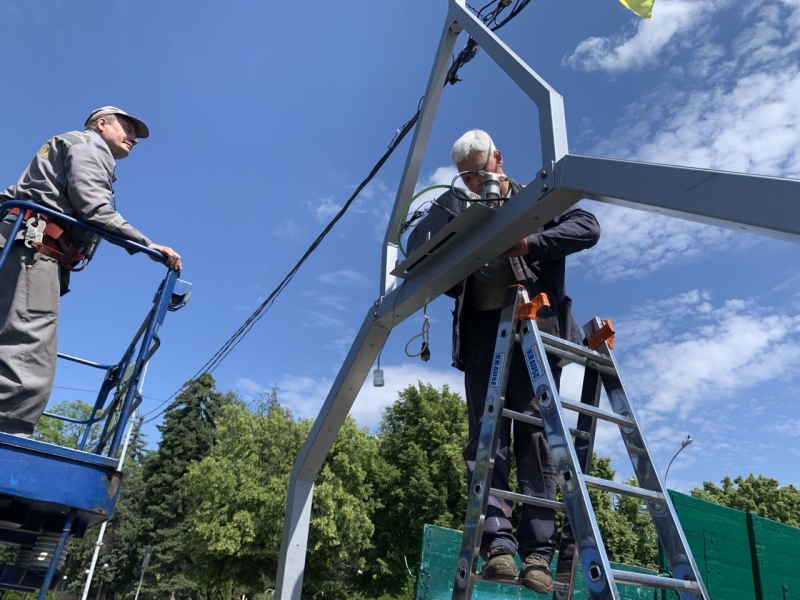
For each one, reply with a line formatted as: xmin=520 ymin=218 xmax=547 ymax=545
xmin=0 ymin=200 xmax=191 ymax=598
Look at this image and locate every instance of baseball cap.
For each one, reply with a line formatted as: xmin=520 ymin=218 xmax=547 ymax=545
xmin=84 ymin=106 xmax=150 ymax=139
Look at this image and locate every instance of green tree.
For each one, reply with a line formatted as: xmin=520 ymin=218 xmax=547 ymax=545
xmin=133 ymin=372 xmax=238 ymax=600
xmin=183 ymin=390 xmax=379 ymax=600
xmin=692 ymin=474 xmax=800 ymax=527
xmin=586 ymin=456 xmax=657 ymax=568
xmin=33 ymin=399 xmax=100 ymax=449
xmin=364 ymin=382 xmax=469 ymax=596
xmin=55 ymin=416 xmax=152 ymax=599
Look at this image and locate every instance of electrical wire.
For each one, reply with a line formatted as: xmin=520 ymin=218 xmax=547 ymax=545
xmin=52 ymin=385 xmax=163 ymax=403
xmin=141 ymin=113 xmax=421 ymax=423
xmin=404 ymin=306 xmax=430 ymax=360
xmin=396 ymin=184 xmax=454 ymax=256
xmin=145 ymin=0 xmax=535 ymax=425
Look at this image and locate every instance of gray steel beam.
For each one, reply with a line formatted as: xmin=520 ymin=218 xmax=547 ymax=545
xmin=274 ymin=478 xmax=314 ymax=600
xmin=381 ymin=0 xmax=570 ymax=296
xmin=274 ymin=308 xmax=390 ymax=600
xmin=380 ymin=11 xmax=460 ymax=295
xmin=374 ymin=184 xmax=582 ymax=327
xmin=451 ymin=0 xmax=568 ymax=165
xmin=557 ymin=154 xmax=800 ymax=243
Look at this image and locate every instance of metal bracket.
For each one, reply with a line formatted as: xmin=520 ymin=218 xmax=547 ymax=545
xmin=23 ymin=217 xmax=46 ymax=248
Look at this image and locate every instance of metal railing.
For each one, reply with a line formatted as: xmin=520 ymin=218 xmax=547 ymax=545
xmin=0 ymin=200 xmax=190 ymax=457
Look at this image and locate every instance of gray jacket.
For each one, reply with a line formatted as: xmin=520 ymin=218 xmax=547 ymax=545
xmin=0 ymin=129 xmax=151 ymax=252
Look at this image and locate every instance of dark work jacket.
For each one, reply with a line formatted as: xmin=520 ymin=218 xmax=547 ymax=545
xmin=450 ymin=205 xmax=600 ymax=371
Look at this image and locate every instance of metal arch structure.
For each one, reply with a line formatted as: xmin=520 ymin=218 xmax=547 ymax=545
xmin=275 ymin=1 xmax=800 ymax=597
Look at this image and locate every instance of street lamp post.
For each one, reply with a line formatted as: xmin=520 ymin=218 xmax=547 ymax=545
xmin=664 ymin=434 xmax=693 ymax=488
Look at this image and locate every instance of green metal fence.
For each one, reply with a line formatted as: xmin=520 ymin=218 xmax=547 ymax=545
xmin=666 ymin=491 xmax=800 ymax=600
xmin=416 ymin=524 xmax=658 ymax=600
xmin=415 ymin=492 xmax=800 ymax=600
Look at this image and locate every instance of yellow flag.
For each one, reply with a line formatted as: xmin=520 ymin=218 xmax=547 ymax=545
xmin=619 ymin=0 xmax=653 ymax=19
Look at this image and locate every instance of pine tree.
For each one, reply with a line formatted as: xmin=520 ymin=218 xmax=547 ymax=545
xmin=133 ymin=373 xmax=238 ymax=600
xmin=59 ymin=416 xmax=151 ymax=599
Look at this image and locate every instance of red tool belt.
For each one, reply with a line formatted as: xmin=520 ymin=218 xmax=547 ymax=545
xmin=7 ymin=207 xmax=87 ymax=271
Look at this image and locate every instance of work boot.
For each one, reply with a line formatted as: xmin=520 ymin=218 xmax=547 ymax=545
xmin=520 ymin=554 xmax=553 ymax=593
xmin=481 ymin=545 xmax=518 ymax=582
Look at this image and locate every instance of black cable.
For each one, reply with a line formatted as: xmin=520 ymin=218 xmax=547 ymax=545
xmin=142 ymin=113 xmax=420 ymax=423
xmin=144 ymin=0 xmax=535 ymax=425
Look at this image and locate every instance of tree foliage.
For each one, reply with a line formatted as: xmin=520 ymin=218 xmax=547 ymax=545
xmin=692 ymin=474 xmax=800 ymax=527
xmin=133 ymin=372 xmax=238 ymax=600
xmin=183 ymin=389 xmax=379 ymax=599
xmin=365 ymin=382 xmax=469 ymax=596
xmin=33 ymin=399 xmax=100 ymax=449
xmin=587 ymin=456 xmax=657 ymax=568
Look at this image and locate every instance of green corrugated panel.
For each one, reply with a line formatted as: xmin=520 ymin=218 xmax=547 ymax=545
xmin=668 ymin=491 xmax=757 ymax=600
xmin=748 ymin=513 xmax=800 ymax=600
xmin=416 ymin=525 xmax=657 ymax=600
xmin=416 ymin=494 xmax=800 ymax=600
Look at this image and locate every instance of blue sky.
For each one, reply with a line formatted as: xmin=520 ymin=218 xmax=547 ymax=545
xmin=2 ymin=0 xmax=799 ymax=493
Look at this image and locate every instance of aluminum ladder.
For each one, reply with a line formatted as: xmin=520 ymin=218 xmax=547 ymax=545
xmin=451 ymin=285 xmax=710 ymax=600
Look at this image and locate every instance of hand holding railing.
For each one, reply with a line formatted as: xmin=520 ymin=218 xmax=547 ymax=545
xmin=0 ymin=199 xmax=177 ymax=271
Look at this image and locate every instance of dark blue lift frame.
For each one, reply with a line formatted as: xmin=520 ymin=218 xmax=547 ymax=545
xmin=0 ymin=200 xmax=191 ymax=598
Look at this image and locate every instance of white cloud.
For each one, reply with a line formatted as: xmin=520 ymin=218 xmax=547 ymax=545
xmin=602 ymin=68 xmax=800 ymax=177
xmin=570 ymin=2 xmax=800 ymax=280
xmin=350 ymin=363 xmax=466 ymax=431
xmin=312 ymin=195 xmax=342 ymax=222
xmin=235 ymin=377 xmax=268 ymax=397
xmin=423 ymin=166 xmax=459 ymax=188
xmin=319 ymin=332 xmax=356 ymax=356
xmin=300 ymin=310 xmax=345 ymax=330
xmin=573 ymin=203 xmax=736 ymax=280
xmin=303 ymin=291 xmax=352 ymax=313
xmin=615 ymin=292 xmax=800 ymax=421
xmin=565 ymin=0 xmax=731 ymax=73
xmin=353 ymin=177 xmax=394 ymax=213
xmin=763 ymin=417 xmax=800 ymax=438
xmin=585 ymin=1 xmax=800 ymax=177
xmin=237 ymin=363 xmax=466 ymax=431
xmin=272 ymin=220 xmax=304 ymax=240
xmin=403 ymin=166 xmax=460 ymax=217
xmin=350 ymin=177 xmax=396 ymax=240
xmin=317 ymin=269 xmax=371 ymax=288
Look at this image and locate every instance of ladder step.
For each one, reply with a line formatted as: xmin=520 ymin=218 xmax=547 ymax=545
xmin=476 ymin=574 xmax=570 ymax=593
xmin=610 ymin=569 xmax=701 ymax=593
xmin=539 ymin=332 xmax=616 ymax=372
xmin=582 ymin=475 xmax=665 ymax=502
xmin=489 ymin=488 xmax=566 ymax=512
xmin=502 ymin=409 xmax=591 ymax=440
xmin=559 ymin=398 xmax=637 ymax=429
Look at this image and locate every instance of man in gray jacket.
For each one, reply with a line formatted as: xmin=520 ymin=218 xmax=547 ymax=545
xmin=450 ymin=130 xmax=600 ymax=593
xmin=0 ymin=106 xmax=181 ymax=435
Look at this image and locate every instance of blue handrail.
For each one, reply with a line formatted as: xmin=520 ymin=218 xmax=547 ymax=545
xmin=0 ymin=199 xmax=166 ymax=268
xmin=0 ymin=199 xmax=187 ymax=457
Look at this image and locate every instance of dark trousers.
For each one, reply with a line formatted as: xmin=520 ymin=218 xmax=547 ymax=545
xmin=462 ymin=308 xmax=560 ymax=561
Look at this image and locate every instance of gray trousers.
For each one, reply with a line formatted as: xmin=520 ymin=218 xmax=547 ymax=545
xmin=462 ymin=308 xmax=560 ymax=562
xmin=0 ymin=242 xmax=60 ymax=435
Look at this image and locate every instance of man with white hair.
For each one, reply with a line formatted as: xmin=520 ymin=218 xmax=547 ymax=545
xmin=0 ymin=106 xmax=181 ymax=436
xmin=449 ymin=129 xmax=600 ymax=592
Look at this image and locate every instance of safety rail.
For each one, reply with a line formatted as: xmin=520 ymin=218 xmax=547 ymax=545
xmin=0 ymin=199 xmax=189 ymax=456
xmin=0 ymin=200 xmax=190 ymax=599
